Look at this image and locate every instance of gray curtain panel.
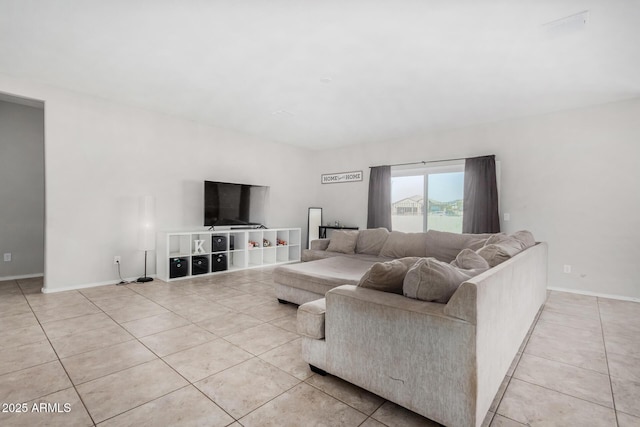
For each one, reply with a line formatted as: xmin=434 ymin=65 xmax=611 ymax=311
xmin=367 ymin=166 xmax=392 ymax=230
xmin=463 ymin=155 xmax=500 ymax=233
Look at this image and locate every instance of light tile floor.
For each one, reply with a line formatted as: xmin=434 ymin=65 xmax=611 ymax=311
xmin=0 ymin=270 xmax=638 ymax=426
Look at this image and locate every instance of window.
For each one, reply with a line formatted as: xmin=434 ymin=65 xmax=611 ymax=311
xmin=391 ymin=162 xmax=464 ymax=233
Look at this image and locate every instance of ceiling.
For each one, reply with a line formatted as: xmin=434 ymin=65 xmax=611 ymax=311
xmin=1 ymin=0 xmax=639 ymax=150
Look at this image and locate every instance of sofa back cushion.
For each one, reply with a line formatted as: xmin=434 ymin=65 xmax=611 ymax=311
xmin=310 ymin=239 xmax=331 ymax=251
xmin=355 ymin=228 xmax=390 ymax=255
xmin=424 ymin=230 xmax=492 ymax=262
xmin=358 ymin=257 xmax=421 ymax=294
xmin=326 ymin=230 xmax=359 ymax=254
xmin=403 ymin=258 xmax=472 ymax=303
xmin=511 ymin=230 xmax=536 ymax=248
xmin=379 ymin=231 xmax=428 ymax=258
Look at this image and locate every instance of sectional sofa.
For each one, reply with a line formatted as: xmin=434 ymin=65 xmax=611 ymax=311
xmin=273 ymin=228 xmax=548 ymax=427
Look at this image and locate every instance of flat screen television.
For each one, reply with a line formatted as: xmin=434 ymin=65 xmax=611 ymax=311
xmin=204 ymin=181 xmax=269 ymax=227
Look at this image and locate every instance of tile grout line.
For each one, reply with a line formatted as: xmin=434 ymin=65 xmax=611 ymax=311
xmin=138 ymin=271 xmax=295 ymax=425
xmin=596 ymin=296 xmax=620 ymax=427
xmin=95 ymin=384 xmax=198 ymax=425
xmin=6 ymin=271 xmax=375 ymax=426
xmin=136 ymin=274 xmax=312 ymax=424
xmin=492 ymin=305 xmax=543 ymax=421
xmin=17 ymin=279 xmax=98 ymax=427
xmin=77 ymin=288 xmax=240 ymax=424
xmin=56 ymin=271 xmax=290 ymax=424
xmin=513 ymin=303 xmax=618 ymax=412
xmin=34 ymin=284 xmax=203 ymax=424
xmin=494 ymin=413 xmax=527 ymax=426
xmin=303 ymin=377 xmax=388 ymax=422
xmin=80 ymin=285 xmax=237 ymax=424
xmin=511 ymin=377 xmax=616 ymax=411
xmin=519 ymin=351 xmax=611 ymax=376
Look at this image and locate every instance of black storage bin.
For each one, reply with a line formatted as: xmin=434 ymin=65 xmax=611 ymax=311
xmin=212 ymin=235 xmax=227 ymax=252
xmin=192 ymin=256 xmax=209 ymax=275
xmin=169 ymin=257 xmax=188 ymax=278
xmin=212 ymin=253 xmax=228 ymax=272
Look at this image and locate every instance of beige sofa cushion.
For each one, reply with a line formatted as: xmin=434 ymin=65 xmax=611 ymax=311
xmin=297 ymin=298 xmax=326 ymax=339
xmin=403 ymin=258 xmax=472 ymax=303
xmin=356 ymin=228 xmax=390 ymax=255
xmin=451 ymin=248 xmax=490 ymax=275
xmin=424 ymin=230 xmax=491 ymax=262
xmin=326 ymin=230 xmax=359 ymax=254
xmin=477 ymin=230 xmax=536 ymax=267
xmin=358 ymin=257 xmax=421 ymax=294
xmin=486 ymin=230 xmax=536 ymax=250
xmin=379 ymin=231 xmax=428 ymax=258
xmin=477 ymin=240 xmax=523 ymax=267
xmin=310 ymin=239 xmax=331 ymax=251
xmin=274 ymin=257 xmax=376 ymax=296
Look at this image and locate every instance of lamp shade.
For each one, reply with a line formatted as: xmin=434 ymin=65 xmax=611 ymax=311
xmin=138 ymin=195 xmax=156 ymax=251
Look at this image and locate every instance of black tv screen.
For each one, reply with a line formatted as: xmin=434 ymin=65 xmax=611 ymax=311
xmin=204 ymin=181 xmax=269 ymax=227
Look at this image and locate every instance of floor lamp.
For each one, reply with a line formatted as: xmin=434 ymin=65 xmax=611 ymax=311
xmin=137 ymin=195 xmax=155 ymax=283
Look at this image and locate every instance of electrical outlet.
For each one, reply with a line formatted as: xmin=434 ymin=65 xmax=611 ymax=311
xmin=503 ymin=213 xmax=510 ymax=221
xmin=3 ymin=253 xmax=11 ymax=262
xmin=563 ymin=264 xmax=572 ymax=274
xmin=113 ymin=256 xmax=121 ymax=265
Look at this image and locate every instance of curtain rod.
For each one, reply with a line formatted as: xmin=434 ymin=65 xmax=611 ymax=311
xmin=369 ymin=157 xmax=467 ymax=169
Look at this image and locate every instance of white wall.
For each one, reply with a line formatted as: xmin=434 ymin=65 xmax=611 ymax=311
xmin=0 ymin=100 xmax=45 ymax=279
xmin=3 ymin=70 xmax=638 ymax=300
xmin=313 ymin=98 xmax=640 ymax=300
xmin=0 ymin=73 xmax=316 ymax=292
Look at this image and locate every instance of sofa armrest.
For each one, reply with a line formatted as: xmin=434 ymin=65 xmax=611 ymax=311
xmin=310 ymin=239 xmax=330 ymax=251
xmin=324 ymin=284 xmax=476 ymax=426
xmin=444 ymin=242 xmax=548 ymax=326
xmin=445 ymin=242 xmax=548 ymax=424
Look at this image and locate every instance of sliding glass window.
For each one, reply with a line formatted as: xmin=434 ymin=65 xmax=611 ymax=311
xmin=391 ymin=162 xmax=464 ymax=233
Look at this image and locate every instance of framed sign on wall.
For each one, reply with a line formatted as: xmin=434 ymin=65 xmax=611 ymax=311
xmin=321 ymin=170 xmax=363 ymax=184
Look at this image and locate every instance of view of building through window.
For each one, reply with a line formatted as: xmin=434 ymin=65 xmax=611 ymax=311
xmin=391 ymin=169 xmax=464 ymax=233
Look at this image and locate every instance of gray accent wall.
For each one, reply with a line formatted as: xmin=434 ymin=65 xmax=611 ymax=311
xmin=0 ymin=99 xmax=45 ymax=278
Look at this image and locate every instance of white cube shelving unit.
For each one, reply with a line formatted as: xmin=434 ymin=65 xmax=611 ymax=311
xmin=157 ymin=228 xmax=301 ymax=281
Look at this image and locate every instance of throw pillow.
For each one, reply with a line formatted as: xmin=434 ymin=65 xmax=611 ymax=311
xmin=486 ymin=231 xmax=535 ymax=250
xmin=451 ymin=248 xmax=490 ymax=275
xmin=355 ymin=228 xmax=390 ymax=255
xmin=476 ymin=230 xmax=536 ymax=267
xmin=326 ymin=230 xmax=359 ymax=254
xmin=511 ymin=230 xmax=536 ymax=249
xmin=403 ymin=258 xmax=471 ymax=303
xmin=379 ymin=231 xmax=428 ymax=258
xmin=358 ymin=257 xmax=421 ymax=294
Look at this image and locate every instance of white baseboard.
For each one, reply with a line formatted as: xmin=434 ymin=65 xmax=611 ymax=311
xmin=548 ymin=286 xmax=640 ymax=303
xmin=0 ymin=273 xmax=44 ymax=281
xmin=41 ymin=275 xmax=156 ymax=294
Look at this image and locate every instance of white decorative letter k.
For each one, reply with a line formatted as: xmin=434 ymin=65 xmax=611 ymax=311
xmin=194 ymin=240 xmax=205 ymax=254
